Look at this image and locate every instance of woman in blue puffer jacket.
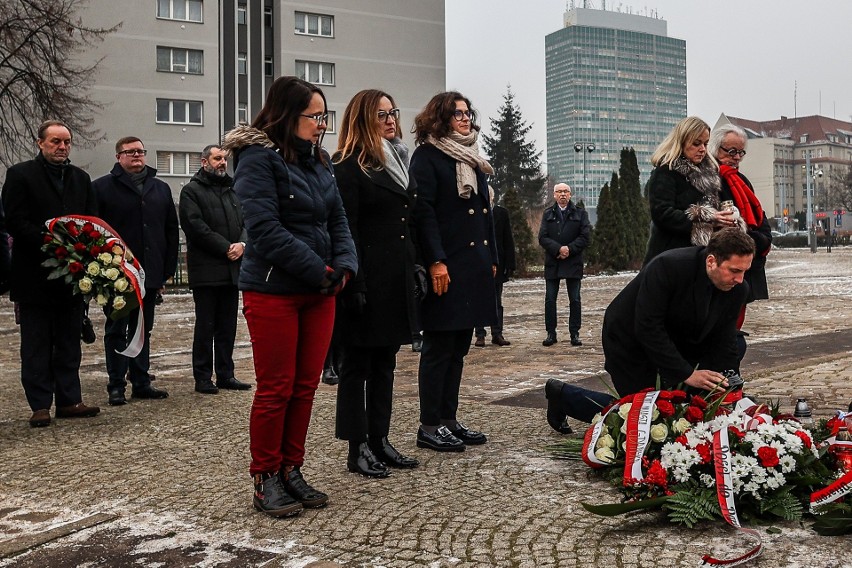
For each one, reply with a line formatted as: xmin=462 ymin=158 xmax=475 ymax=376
xmin=223 ymin=76 xmax=357 ymax=519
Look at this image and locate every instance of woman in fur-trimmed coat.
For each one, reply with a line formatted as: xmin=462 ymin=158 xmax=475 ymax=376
xmin=643 ymin=116 xmax=742 ymax=265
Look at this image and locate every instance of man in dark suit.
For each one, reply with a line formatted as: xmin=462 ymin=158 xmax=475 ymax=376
xmin=474 ymin=187 xmax=516 ymax=347
xmin=538 ymin=183 xmax=591 ymax=347
xmin=545 ymin=228 xmax=755 ymax=431
xmin=178 ymin=144 xmax=250 ymax=395
xmin=1 ymin=120 xmax=101 ymax=427
xmin=93 ymin=136 xmax=178 ymax=406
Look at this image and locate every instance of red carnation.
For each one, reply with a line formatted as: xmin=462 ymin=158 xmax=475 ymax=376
xmin=646 ymin=459 xmax=668 ymax=488
xmin=685 ymin=405 xmax=705 ymax=423
xmin=74 ymin=242 xmax=87 ymax=252
xmin=670 ymin=390 xmax=688 ymax=403
xmin=657 ymin=391 xmax=674 ymax=401
xmin=696 ymin=443 xmax=712 ymax=464
xmin=690 ymin=395 xmax=708 ymax=410
xmin=675 ymin=435 xmax=688 ymax=446
xmin=64 ymin=221 xmax=80 ymax=237
xmin=794 ymin=430 xmax=813 ymax=449
xmin=728 ymin=426 xmax=746 ymax=440
xmin=656 ymin=400 xmax=675 ymax=418
xmin=68 ymin=262 xmax=84 ymax=274
xmin=757 ymin=446 xmax=779 ymax=468
xmin=82 ymin=222 xmax=94 ymax=234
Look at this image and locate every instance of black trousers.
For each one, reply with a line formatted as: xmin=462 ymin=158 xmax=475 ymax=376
xmin=335 ymin=344 xmax=399 ymax=442
xmin=475 ymin=279 xmax=504 ymax=338
xmin=104 ymin=287 xmax=157 ymax=392
xmin=191 ymin=285 xmax=239 ymax=382
xmin=418 ymin=328 xmax=472 ymax=426
xmin=18 ymin=300 xmax=84 ymax=411
xmin=545 ymin=278 xmax=581 ymax=336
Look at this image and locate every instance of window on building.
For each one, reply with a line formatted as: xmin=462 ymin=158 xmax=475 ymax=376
xmin=156 ymin=151 xmax=202 ymax=176
xmin=294 ymin=12 xmax=333 ymax=37
xmin=157 ymin=0 xmax=203 ymax=22
xmin=264 ymin=6 xmax=273 ymax=27
xmin=238 ymin=103 xmax=249 ymax=124
xmin=237 ymin=52 xmax=247 ymax=75
xmin=156 ymin=99 xmax=203 ymax=125
xmin=295 ymin=60 xmax=334 ymax=85
xmin=156 ymin=46 xmax=203 ymax=74
xmin=237 ymin=3 xmax=246 ymax=25
xmin=264 ymin=56 xmax=273 ymax=76
xmin=325 ymin=111 xmax=336 ymax=133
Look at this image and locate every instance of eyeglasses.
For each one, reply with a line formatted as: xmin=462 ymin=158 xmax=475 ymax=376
xmin=452 ymin=110 xmax=472 ymax=121
xmin=377 ymin=108 xmax=400 ymax=123
xmin=118 ymin=149 xmax=147 ymax=156
xmin=719 ymin=146 xmax=747 ymax=158
xmin=300 ymin=113 xmax=328 ymax=125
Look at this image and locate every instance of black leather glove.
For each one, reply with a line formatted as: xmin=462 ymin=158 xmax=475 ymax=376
xmin=319 ymin=267 xmax=348 ymax=296
xmin=341 ymin=291 xmax=366 ymax=314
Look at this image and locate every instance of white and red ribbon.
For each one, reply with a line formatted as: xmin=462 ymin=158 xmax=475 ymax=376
xmin=45 ymin=215 xmax=147 ymax=357
xmin=623 ymin=391 xmax=659 ymax=482
xmin=582 ymin=404 xmax=619 ymax=469
xmin=810 ymin=469 xmax=852 ymax=513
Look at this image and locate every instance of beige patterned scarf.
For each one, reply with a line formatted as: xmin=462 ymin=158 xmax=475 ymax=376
xmin=426 ymin=131 xmax=494 ymax=199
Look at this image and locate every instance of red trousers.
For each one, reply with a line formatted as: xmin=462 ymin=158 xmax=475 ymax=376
xmin=243 ymin=291 xmax=335 ymax=475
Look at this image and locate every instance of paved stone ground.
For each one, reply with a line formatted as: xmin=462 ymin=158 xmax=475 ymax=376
xmin=1 ymin=248 xmax=852 ymax=567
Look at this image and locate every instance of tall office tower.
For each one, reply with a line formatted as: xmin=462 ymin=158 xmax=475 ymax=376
xmin=71 ymin=0 xmax=445 ymax=197
xmin=545 ymin=6 xmax=686 ymax=215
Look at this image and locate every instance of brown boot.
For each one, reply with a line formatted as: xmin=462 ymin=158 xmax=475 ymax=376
xmin=29 ymin=409 xmax=51 ymax=428
xmin=491 ymin=335 xmax=511 ymax=346
xmin=55 ymin=402 xmax=100 ymax=419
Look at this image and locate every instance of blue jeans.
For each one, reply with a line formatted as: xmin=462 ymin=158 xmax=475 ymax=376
xmin=545 ymin=278 xmax=581 ymax=336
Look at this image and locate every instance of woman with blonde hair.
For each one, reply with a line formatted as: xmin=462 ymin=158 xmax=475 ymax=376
xmin=332 ymin=89 xmax=420 ymax=476
xmin=643 ymin=116 xmax=739 ymax=264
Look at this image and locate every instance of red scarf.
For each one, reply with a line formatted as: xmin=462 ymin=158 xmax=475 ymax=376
xmin=719 ymin=165 xmax=763 ymax=229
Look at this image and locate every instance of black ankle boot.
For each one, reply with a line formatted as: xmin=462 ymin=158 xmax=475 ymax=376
xmin=347 ymin=441 xmax=390 ymax=478
xmin=252 ymin=472 xmax=302 ymax=518
xmin=282 ymin=466 xmax=328 ymax=508
xmin=369 ymin=437 xmax=419 ymax=468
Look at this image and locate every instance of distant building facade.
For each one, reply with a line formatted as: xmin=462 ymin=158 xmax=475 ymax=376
xmin=74 ymin=0 xmax=446 ymax=197
xmin=545 ymin=6 xmax=686 ymax=212
xmin=716 ymin=114 xmax=852 ymax=233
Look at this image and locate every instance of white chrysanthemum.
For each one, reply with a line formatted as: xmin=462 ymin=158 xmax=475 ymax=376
xmin=778 ymin=454 xmax=797 ymax=474
xmin=769 ymin=440 xmax=789 ymax=457
xmin=699 ymin=473 xmax=715 ymax=488
xmin=660 ymin=443 xmax=701 ymax=472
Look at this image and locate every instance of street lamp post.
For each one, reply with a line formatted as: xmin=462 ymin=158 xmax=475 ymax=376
xmin=804 ymin=153 xmax=823 ymax=253
xmin=573 ymin=142 xmax=595 ymax=205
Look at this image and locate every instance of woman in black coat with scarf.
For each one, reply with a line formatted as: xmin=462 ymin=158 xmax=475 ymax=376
xmin=409 ymin=91 xmax=498 ymax=453
xmin=333 ymin=89 xmax=420 ymax=477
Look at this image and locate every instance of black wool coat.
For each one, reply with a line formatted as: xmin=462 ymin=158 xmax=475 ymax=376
xmin=410 ymin=143 xmax=498 ymax=331
xmin=1 ymin=154 xmax=98 ymax=304
xmin=92 ymin=164 xmax=179 ymax=288
xmin=493 ymin=204 xmax=516 ymax=282
xmin=179 ymin=168 xmax=247 ymax=288
xmin=602 ymin=246 xmax=748 ymax=396
xmin=719 ymin=171 xmax=771 ymax=302
xmin=643 ymin=165 xmax=705 ymax=265
xmin=538 ymin=201 xmax=590 ymax=280
xmin=333 ymin=155 xmax=418 ymax=346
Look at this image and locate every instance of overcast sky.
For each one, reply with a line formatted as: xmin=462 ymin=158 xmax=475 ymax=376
xmin=446 ymin=0 xmax=852 ymax=165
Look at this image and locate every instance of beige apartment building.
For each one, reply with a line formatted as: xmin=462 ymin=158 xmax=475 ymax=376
xmin=74 ymin=0 xmax=446 ymax=196
xmin=716 ymin=113 xmax=852 ymax=233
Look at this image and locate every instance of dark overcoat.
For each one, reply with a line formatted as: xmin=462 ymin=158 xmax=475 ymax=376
xmin=602 ymin=246 xmax=748 ymax=395
xmin=410 ymin=143 xmax=498 ymax=331
xmin=92 ymin=164 xmax=179 ymax=288
xmin=538 ymin=201 xmax=590 ymax=280
xmin=719 ymin=171 xmax=771 ymax=302
xmin=333 ymin=155 xmax=418 ymax=346
xmin=644 ymin=165 xmax=704 ymax=264
xmin=493 ymin=204 xmax=516 ymax=282
xmin=178 ymin=168 xmax=247 ymax=288
xmin=1 ymin=154 xmax=98 ymax=304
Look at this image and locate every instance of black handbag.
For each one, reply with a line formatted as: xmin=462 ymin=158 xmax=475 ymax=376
xmin=413 ymin=264 xmax=428 ymax=303
xmin=81 ymin=304 xmax=96 ymax=344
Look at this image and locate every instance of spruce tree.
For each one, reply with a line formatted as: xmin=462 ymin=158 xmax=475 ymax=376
xmin=501 ymin=185 xmax=539 ymax=275
xmin=619 ymin=148 xmax=650 ymax=267
xmin=482 ymin=87 xmax=547 ymax=208
xmin=589 ymin=172 xmax=629 ymax=271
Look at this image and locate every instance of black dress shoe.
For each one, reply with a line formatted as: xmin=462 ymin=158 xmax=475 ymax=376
xmin=347 ymin=442 xmax=390 ymax=478
xmin=370 ymin=437 xmax=419 ymax=468
xmin=450 ymin=422 xmax=487 ymax=445
xmin=132 ymin=385 xmax=169 ymax=400
xmin=195 ymin=379 xmax=219 ymax=394
xmin=108 ymin=389 xmax=127 ymax=406
xmin=217 ymin=376 xmax=252 ymax=391
xmin=492 ymin=335 xmax=511 ymax=346
xmin=411 ymin=337 xmax=423 ymax=353
xmin=570 ymin=335 xmax=583 ymax=346
xmin=321 ymin=367 xmax=339 ymax=385
xmin=282 ymin=466 xmax=328 ymax=508
xmin=416 ymin=426 xmax=465 ymax=452
xmin=542 ymin=333 xmax=557 ymax=347
xmin=253 ymin=472 xmax=302 ymax=518
xmin=545 ymin=378 xmax=573 ymax=434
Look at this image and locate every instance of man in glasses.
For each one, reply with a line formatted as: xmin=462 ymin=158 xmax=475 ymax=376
xmin=93 ymin=137 xmax=179 ymax=406
xmin=2 ymin=120 xmax=101 ymax=427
